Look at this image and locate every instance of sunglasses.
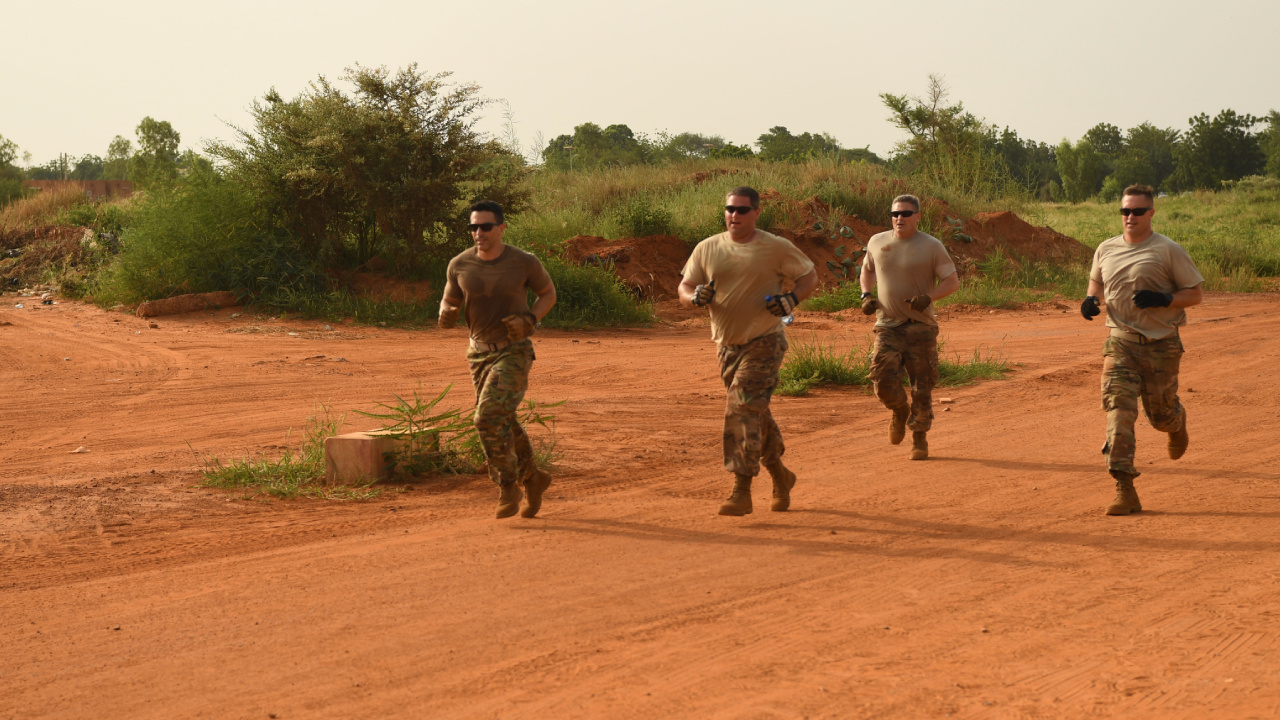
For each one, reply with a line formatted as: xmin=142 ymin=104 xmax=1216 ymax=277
xmin=725 ymin=205 xmax=755 ymax=215
xmin=890 ymin=210 xmax=917 ymax=218
xmin=1119 ymin=208 xmax=1153 ymax=217
xmin=467 ymin=222 xmax=498 ymax=232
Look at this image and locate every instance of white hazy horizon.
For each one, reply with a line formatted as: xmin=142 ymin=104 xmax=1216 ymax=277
xmin=3 ymin=0 xmax=1279 ymax=166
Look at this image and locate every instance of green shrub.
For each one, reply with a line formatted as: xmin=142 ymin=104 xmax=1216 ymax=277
xmin=801 ymin=283 xmax=865 ymax=312
xmin=778 ymin=333 xmax=1009 ymax=396
xmin=537 ymin=256 xmax=652 ymax=328
xmin=617 ymin=196 xmax=674 ymax=237
xmin=94 ymin=170 xmax=315 ymax=306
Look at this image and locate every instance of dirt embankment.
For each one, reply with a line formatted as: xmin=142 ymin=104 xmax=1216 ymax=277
xmin=562 ymin=195 xmax=1092 ymax=317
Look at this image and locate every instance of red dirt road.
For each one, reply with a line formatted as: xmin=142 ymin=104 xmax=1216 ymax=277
xmin=3 ymin=295 xmax=1280 ymax=719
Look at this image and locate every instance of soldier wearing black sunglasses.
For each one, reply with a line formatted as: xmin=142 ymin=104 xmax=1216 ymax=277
xmin=1082 ymin=184 xmax=1204 ymax=516
xmin=859 ymin=194 xmax=960 ymax=461
xmin=679 ymin=186 xmax=819 ymax=516
xmin=439 ymin=200 xmax=558 ymax=519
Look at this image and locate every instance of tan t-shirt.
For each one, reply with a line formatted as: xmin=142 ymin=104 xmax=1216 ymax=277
xmin=444 ymin=245 xmax=552 ymax=344
xmin=681 ymin=230 xmax=815 ymax=346
xmin=1089 ymin=232 xmax=1204 ymax=340
xmin=864 ymin=230 xmax=957 ymax=328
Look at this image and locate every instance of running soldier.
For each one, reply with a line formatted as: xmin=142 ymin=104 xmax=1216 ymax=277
xmin=440 ymin=200 xmax=557 ymax=519
xmin=859 ymin=194 xmax=960 ymax=460
xmin=1081 ymin=184 xmax=1203 ymax=515
xmin=679 ymin=186 xmax=818 ymax=516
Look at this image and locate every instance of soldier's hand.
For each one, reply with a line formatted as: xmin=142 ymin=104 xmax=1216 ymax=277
xmin=439 ymin=305 xmax=460 ymax=329
xmin=1080 ymin=295 xmax=1101 ymax=320
xmin=1133 ymin=289 xmax=1173 ymax=309
xmin=501 ymin=311 xmax=537 ymax=342
xmin=692 ymin=279 xmax=716 ymax=307
xmin=860 ymin=293 xmax=879 ymax=315
xmin=906 ymin=293 xmax=933 ymax=312
xmin=765 ymin=291 xmax=798 ymax=317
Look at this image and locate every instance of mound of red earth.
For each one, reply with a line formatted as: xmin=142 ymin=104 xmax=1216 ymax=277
xmin=563 ymin=235 xmax=692 ymax=301
xmin=563 ymin=197 xmax=1091 ymax=318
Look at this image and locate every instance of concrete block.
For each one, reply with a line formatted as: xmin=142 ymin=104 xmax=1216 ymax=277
xmin=324 ymin=430 xmax=407 ymax=485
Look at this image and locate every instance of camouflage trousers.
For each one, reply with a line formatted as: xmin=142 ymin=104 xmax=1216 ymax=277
xmin=718 ymin=331 xmax=788 ymax=476
xmin=467 ymin=339 xmax=537 ymax=487
xmin=1101 ymin=334 xmax=1186 ymax=477
xmin=870 ymin=322 xmax=940 ymax=432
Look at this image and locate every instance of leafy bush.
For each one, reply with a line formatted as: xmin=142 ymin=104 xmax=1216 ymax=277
xmin=537 ymin=256 xmax=653 ymax=328
xmin=616 ymin=196 xmax=674 ymax=237
xmin=94 ymin=170 xmax=315 ymax=305
xmin=801 ymin=283 xmax=865 ymax=312
xmin=777 ymin=333 xmax=1009 ymax=396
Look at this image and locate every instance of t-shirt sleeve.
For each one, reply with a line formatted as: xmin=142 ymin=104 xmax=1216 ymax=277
xmin=681 ymin=243 xmax=707 ymax=285
xmin=779 ymin=240 xmax=815 ymax=280
xmin=1089 ymin=246 xmax=1104 ymax=283
xmin=526 ymin=253 xmax=553 ymax=293
xmin=1167 ymin=244 xmax=1205 ymax=289
xmin=933 ymin=242 xmax=957 ymax=280
xmin=444 ymin=257 xmax=463 ymax=301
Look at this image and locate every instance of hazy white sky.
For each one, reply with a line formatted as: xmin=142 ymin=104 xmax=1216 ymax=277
xmin=3 ymin=0 xmax=1278 ymax=166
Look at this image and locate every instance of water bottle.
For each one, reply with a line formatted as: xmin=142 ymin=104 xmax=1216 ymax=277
xmin=765 ymin=295 xmax=795 ymax=325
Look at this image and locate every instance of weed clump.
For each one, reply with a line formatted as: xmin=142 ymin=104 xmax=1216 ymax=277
xmin=777 ymin=333 xmax=1010 ymax=396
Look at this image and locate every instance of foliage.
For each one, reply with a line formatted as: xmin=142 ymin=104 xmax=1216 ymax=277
xmin=1055 ymin=138 xmax=1109 ymax=202
xmin=199 ymin=407 xmax=379 ymax=500
xmin=984 ymin=126 xmax=1059 ymax=196
xmin=881 ymin=75 xmax=1015 ymax=200
xmin=755 ymin=126 xmax=881 ymax=164
xmin=537 ymin=256 xmax=653 ymax=328
xmin=93 ymin=168 xmax=314 ymax=305
xmin=0 ymin=185 xmax=90 ymax=231
xmin=616 ymin=196 xmax=674 ymax=237
xmin=354 ymin=384 xmax=561 ymax=479
xmin=800 ymin=282 xmax=866 ymax=313
xmin=209 ymin=63 xmax=515 ymax=267
xmin=129 ymin=116 xmax=182 ymax=187
xmin=104 ymin=135 xmax=133 ymax=180
xmin=542 ymin=122 xmax=648 ymax=170
xmin=1263 ymin=111 xmax=1280 ymax=178
xmin=777 ymin=333 xmax=1009 ymax=396
xmin=1169 ymin=110 xmax=1266 ymax=190
xmin=1110 ymin=123 xmax=1180 ymax=191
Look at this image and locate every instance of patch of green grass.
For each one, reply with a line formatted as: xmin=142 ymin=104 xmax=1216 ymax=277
xmin=199 ymin=407 xmax=380 ymax=500
xmin=1040 ymin=179 xmax=1280 ymax=289
xmin=256 ymin=288 xmax=440 ymax=327
xmin=537 ymin=256 xmax=653 ymax=328
xmin=777 ymin=333 xmax=1010 ymax=396
xmin=801 ymin=283 xmax=866 ymax=312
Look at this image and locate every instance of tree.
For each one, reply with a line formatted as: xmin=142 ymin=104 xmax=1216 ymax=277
xmin=881 ymin=75 xmax=1008 ymax=197
xmin=210 ymin=63 xmax=512 ymax=265
xmin=541 ymin=122 xmax=648 ymax=170
xmin=129 ymin=117 xmax=182 ymax=186
xmin=0 ymin=133 xmax=24 ymax=206
xmin=985 ymin=126 xmax=1058 ymax=195
xmin=1169 ymin=110 xmax=1266 ymax=190
xmin=1056 ymin=138 xmax=1109 ymax=202
xmin=1109 ymin=122 xmax=1180 ymax=191
xmin=1260 ymin=110 xmax=1280 ymax=179
xmin=646 ymin=131 xmax=729 ymax=162
xmin=1083 ymin=123 xmax=1124 ymax=158
xmin=104 ymin=135 xmax=133 ymax=180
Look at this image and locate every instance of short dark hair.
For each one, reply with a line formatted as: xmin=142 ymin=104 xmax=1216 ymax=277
xmin=469 ymin=200 xmax=505 ymax=224
xmin=891 ymin=194 xmax=921 ymax=212
xmin=727 ymin=186 xmax=760 ymax=209
xmin=1122 ymin=185 xmax=1155 ymax=203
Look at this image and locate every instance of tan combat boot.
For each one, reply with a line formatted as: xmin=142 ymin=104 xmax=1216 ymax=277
xmin=909 ymin=431 xmax=928 ymax=460
xmin=521 ymin=469 xmax=552 ymax=518
xmin=889 ymin=407 xmax=908 ymax=445
xmin=766 ymin=463 xmax=796 ymax=512
xmin=496 ymin=482 xmax=523 ymax=519
xmin=718 ymin=473 xmax=753 ymax=516
xmin=1168 ymin=420 xmax=1189 ymax=460
xmin=1105 ymin=473 xmax=1142 ymax=515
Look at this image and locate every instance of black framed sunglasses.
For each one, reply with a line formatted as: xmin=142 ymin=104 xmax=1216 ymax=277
xmin=1119 ymin=208 xmax=1152 ymax=217
xmin=725 ymin=205 xmax=755 ymax=215
xmin=890 ymin=210 xmax=917 ymax=218
xmin=467 ymin=222 xmax=498 ymax=232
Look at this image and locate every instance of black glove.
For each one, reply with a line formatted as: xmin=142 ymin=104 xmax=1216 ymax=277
xmin=692 ymin=279 xmax=716 ymax=307
xmin=1080 ymin=295 xmax=1100 ymax=320
xmin=907 ymin=294 xmax=933 ymax=312
xmin=1133 ymin=290 xmax=1173 ymax=309
xmin=765 ymin=292 xmax=798 ymax=317
xmin=860 ymin=293 xmax=879 ymax=316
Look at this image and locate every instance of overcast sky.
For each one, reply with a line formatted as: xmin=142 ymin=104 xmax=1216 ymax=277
xmin=3 ymin=0 xmax=1278 ymax=166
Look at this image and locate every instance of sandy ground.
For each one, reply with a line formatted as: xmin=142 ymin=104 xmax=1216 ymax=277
xmin=3 ymin=294 xmax=1280 ymax=720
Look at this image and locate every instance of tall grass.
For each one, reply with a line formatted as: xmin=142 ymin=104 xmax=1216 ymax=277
xmin=777 ymin=333 xmax=1009 ymax=396
xmin=1040 ymin=176 xmax=1280 ymax=290
xmin=0 ymin=186 xmax=91 ymax=231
